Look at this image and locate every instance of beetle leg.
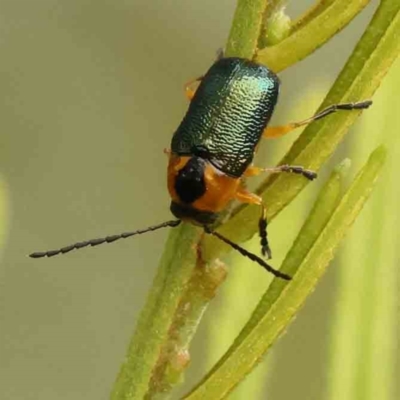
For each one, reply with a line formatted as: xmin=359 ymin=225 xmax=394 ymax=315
xmin=258 ymin=205 xmax=271 ymax=259
xmin=246 ymin=165 xmax=317 ymax=181
xmin=203 ymin=227 xmax=290 ymax=279
xmin=263 ymin=100 xmax=372 ymax=138
xmin=184 ymin=75 xmax=203 ymax=100
xmin=183 ymin=49 xmax=224 ymax=100
xmin=235 ymin=188 xmax=272 ymax=259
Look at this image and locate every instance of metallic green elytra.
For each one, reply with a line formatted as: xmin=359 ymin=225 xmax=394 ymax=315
xmin=171 ymin=57 xmax=280 ymax=178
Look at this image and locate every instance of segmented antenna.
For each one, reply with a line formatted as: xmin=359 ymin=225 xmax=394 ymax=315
xmin=204 ymin=228 xmax=291 ymax=280
xmin=30 ymin=220 xmax=290 ymax=280
xmin=29 ymin=220 xmax=181 ymax=258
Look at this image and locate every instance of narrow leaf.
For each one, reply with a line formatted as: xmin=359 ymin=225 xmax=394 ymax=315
xmin=257 ymin=0 xmax=371 ymax=72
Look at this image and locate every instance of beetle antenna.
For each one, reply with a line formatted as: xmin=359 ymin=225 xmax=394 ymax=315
xmin=204 ymin=228 xmax=291 ymax=280
xmin=29 ymin=220 xmax=181 ymax=258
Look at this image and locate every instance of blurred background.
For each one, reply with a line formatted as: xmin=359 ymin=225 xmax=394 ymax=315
xmin=0 ymin=1 xmax=398 ymax=399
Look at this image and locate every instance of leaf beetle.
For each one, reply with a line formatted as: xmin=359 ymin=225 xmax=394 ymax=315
xmin=30 ymin=56 xmax=372 ymax=279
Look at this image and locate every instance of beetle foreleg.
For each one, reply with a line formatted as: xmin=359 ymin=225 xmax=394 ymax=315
xmin=184 ymin=75 xmax=203 ymax=100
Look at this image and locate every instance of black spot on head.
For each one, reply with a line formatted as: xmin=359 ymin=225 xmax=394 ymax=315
xmin=175 ymin=157 xmax=206 ymax=204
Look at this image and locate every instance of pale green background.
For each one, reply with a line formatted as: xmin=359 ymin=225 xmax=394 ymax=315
xmin=1 ymin=1 xmax=398 ymax=400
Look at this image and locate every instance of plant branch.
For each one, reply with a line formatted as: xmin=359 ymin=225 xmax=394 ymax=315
xmin=145 ymin=258 xmax=228 ymax=399
xmin=184 ymin=147 xmax=387 ymax=399
xmin=111 ymin=224 xmax=201 ymax=400
xmin=291 ymin=0 xmax=337 ymax=33
xmin=256 ymin=0 xmax=372 ymax=72
xmin=225 ymin=0 xmax=270 ymax=58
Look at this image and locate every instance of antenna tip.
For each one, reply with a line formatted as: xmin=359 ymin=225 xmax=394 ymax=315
xmin=29 ymin=252 xmax=45 ymax=258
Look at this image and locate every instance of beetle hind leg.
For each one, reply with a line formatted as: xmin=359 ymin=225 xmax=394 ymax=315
xmin=263 ymin=100 xmax=372 ymax=139
xmin=246 ymin=165 xmax=317 ymax=181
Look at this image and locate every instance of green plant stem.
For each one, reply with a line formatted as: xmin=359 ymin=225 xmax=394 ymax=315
xmin=141 ymin=1 xmax=274 ymax=396
xmin=256 ymin=0 xmax=371 ymax=72
xmin=291 ymin=0 xmax=337 ymax=33
xmin=111 ymin=224 xmax=201 ymax=400
xmin=260 ymin=5 xmax=291 ymax=47
xmin=111 ymin=2 xmax=270 ymax=399
xmin=225 ymin=0 xmax=270 ymax=58
xmin=145 ymin=259 xmax=228 ymax=398
xmin=202 ymin=0 xmax=400 ymax=265
xmin=184 ymin=147 xmax=386 ymax=399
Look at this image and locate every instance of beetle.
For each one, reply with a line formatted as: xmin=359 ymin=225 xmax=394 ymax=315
xmin=30 ymin=57 xmax=372 ymax=280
